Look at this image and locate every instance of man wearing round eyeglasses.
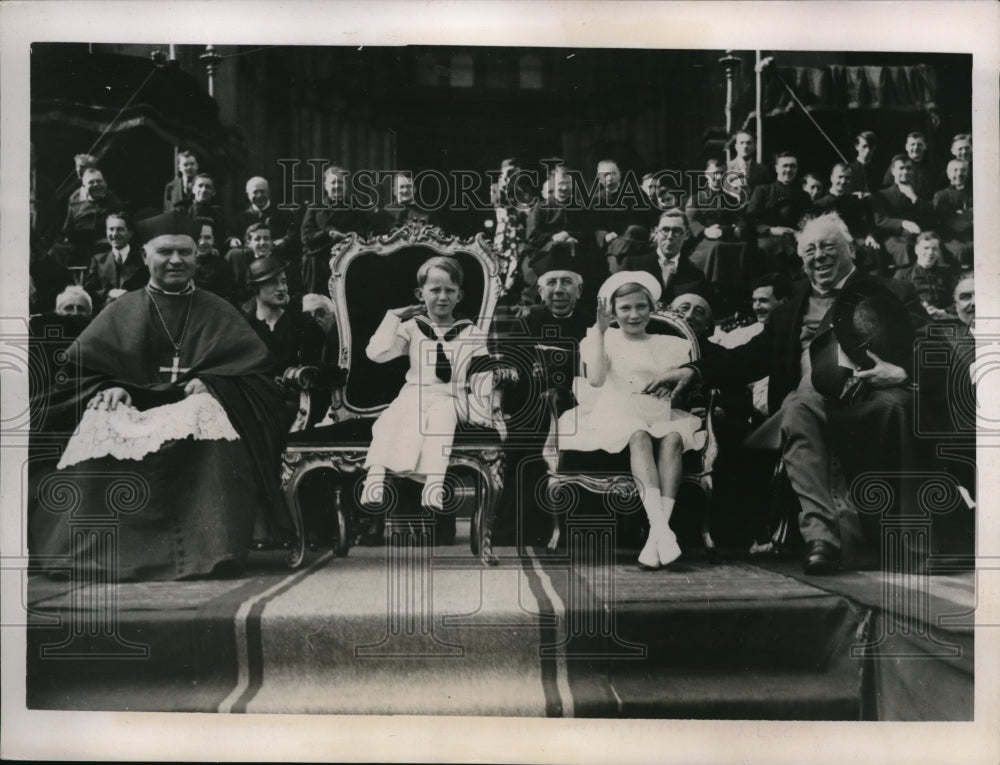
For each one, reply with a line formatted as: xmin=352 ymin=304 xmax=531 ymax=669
xmin=646 ymin=212 xmax=929 ymax=575
xmin=620 ymin=209 xmax=710 ymax=307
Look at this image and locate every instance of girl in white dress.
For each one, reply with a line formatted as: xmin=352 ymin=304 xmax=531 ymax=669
xmin=361 ymin=256 xmax=489 ymax=511
xmin=557 ymin=271 xmax=701 ymax=568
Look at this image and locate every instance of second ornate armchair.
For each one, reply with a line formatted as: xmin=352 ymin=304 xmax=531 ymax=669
xmin=542 ymin=310 xmax=720 ymax=561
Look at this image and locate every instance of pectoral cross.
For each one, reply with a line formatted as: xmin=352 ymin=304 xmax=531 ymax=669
xmin=159 ymin=355 xmax=191 ymax=383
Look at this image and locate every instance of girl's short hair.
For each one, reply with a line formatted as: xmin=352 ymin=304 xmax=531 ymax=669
xmin=610 ymin=282 xmax=653 ymax=312
xmin=417 ymin=256 xmax=464 ymax=288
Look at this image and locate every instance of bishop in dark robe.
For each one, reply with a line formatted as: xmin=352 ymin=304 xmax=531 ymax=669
xmin=30 ymin=212 xmax=294 ymax=581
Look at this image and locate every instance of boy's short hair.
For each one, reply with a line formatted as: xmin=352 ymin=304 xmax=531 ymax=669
xmin=915 ymin=230 xmax=941 ymax=247
xmin=890 ymin=153 xmax=910 ymax=167
xmin=194 ymin=217 xmax=215 ymax=235
xmin=245 ymin=221 xmax=271 ymax=241
xmin=657 ymin=207 xmax=690 ymax=230
xmin=752 ymin=271 xmax=792 ymax=301
xmin=906 ymin=131 xmax=926 ymax=141
xmin=105 ymin=211 xmax=132 ymax=230
xmin=856 ymin=130 xmax=877 ymax=147
xmin=192 ymin=173 xmax=215 ymax=188
xmin=417 ymin=256 xmax=464 ymax=288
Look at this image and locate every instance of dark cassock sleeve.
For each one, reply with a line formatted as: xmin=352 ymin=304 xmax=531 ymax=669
xmin=693 ymin=319 xmax=775 ymax=390
xmin=884 ymin=277 xmax=929 ymax=380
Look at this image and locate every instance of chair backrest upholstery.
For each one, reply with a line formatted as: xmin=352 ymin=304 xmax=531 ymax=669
xmin=328 ymin=222 xmax=504 ymax=416
xmin=645 ymin=310 xmax=702 ymax=362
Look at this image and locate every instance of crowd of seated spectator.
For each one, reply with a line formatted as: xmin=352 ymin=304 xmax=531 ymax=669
xmin=28 ymin=125 xmax=976 ymax=572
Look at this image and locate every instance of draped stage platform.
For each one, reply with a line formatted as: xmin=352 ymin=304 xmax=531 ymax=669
xmin=25 ymin=519 xmax=974 ymax=721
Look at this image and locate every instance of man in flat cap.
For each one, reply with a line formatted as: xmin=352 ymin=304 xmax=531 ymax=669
xmin=646 ymin=212 xmax=929 ymax=575
xmin=31 ymin=210 xmax=294 ymax=581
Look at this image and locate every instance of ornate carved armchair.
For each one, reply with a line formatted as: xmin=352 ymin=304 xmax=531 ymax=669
xmin=280 ymin=222 xmax=513 ymax=567
xmin=542 ymin=310 xmax=720 ymax=561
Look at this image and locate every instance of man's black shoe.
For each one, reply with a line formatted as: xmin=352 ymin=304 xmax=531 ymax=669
xmin=803 ymin=540 xmax=840 ymax=575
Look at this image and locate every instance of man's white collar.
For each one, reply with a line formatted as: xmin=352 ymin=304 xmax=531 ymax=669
xmin=812 ymin=266 xmax=855 ymax=297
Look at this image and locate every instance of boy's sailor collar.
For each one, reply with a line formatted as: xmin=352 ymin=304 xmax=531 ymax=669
xmin=413 ymin=314 xmax=473 ymax=342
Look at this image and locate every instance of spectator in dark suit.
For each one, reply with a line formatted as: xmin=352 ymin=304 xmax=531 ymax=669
xmin=933 ymin=159 xmax=973 ymax=268
xmin=727 ymin=131 xmax=774 ymax=192
xmin=801 ymin=173 xmax=825 ymax=204
xmin=872 ymin=154 xmax=935 ymax=272
xmin=57 ymin=168 xmax=124 ymax=268
xmin=950 ymin=133 xmax=972 ymax=164
xmin=66 ymin=154 xmax=98 ymax=205
xmin=894 ymin=231 xmax=957 ymax=320
xmin=591 ymin=158 xmax=642 ymax=274
xmin=231 ymin=176 xmax=299 ymax=262
xmin=847 ymin=130 xmax=881 ymax=197
xmin=947 ymin=133 xmax=972 ymax=187
xmin=881 ymin=131 xmax=937 ymax=201
xmin=162 ymin=151 xmax=199 ymax=212
xmin=83 ymin=212 xmax=148 ymax=310
xmin=812 ymin=163 xmax=880 ymax=274
xmin=369 ymin=172 xmax=436 ymax=234
xmin=620 ymin=208 xmax=711 ymax=307
xmin=300 ymin=165 xmax=368 ymax=295
xmin=193 ymin=221 xmax=236 ymax=302
xmin=686 ymin=157 xmax=752 ymax=315
xmin=524 ymin=165 xmax=602 ymax=306
xmin=175 ymin=173 xmax=227 ymax=243
xmin=746 ymin=151 xmax=811 ymax=273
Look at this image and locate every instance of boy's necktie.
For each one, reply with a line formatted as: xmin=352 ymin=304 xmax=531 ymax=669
xmin=414 ymin=316 xmax=473 ymax=384
xmin=435 ymin=342 xmax=452 ymax=383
